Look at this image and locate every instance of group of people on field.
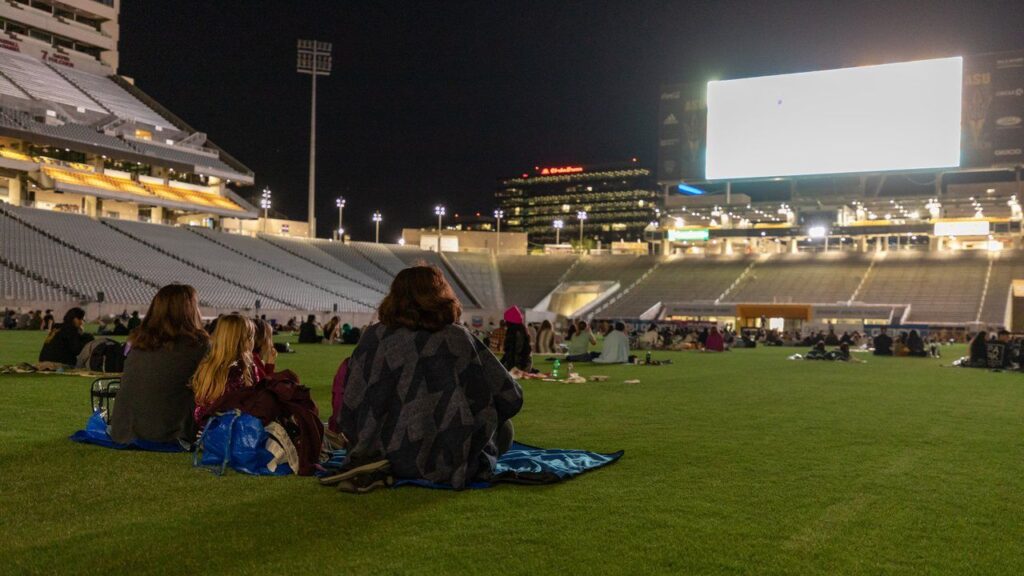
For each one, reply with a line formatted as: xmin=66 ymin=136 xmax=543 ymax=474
xmin=41 ymin=266 xmax=523 ymax=489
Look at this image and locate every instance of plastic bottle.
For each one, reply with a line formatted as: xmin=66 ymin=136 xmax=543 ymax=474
xmin=645 ymin=351 xmax=652 ymax=365
xmin=552 ymin=359 xmax=561 ymax=379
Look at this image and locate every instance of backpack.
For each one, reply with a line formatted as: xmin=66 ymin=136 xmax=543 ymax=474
xmin=89 ymin=340 xmax=126 ymax=373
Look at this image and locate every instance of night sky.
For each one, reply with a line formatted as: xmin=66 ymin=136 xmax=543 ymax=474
xmin=120 ymin=0 xmax=1024 ymax=241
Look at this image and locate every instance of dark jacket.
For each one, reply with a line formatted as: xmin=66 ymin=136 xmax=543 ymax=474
xmin=873 ymin=333 xmax=893 ymax=356
xmin=110 ymin=338 xmax=208 ymax=445
xmin=38 ymin=324 xmax=93 ymax=365
xmin=339 ymin=323 xmax=523 ymax=489
xmin=501 ymin=323 xmax=532 ymax=371
xmin=298 ymin=321 xmax=321 ymax=343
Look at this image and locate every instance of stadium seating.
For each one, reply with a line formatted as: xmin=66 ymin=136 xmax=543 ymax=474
xmin=348 ymin=242 xmax=411 ymax=277
xmin=1 ymin=204 xmax=267 ymax=309
xmin=497 ymin=254 xmax=577 ymax=309
xmin=388 ymin=245 xmax=476 ymax=306
xmin=600 ymin=255 xmax=750 ymax=317
xmin=978 ymin=252 xmax=1024 ymax=326
xmin=0 ymin=205 xmax=154 ymax=303
xmin=54 ymin=67 xmax=170 ymax=129
xmin=445 ymin=252 xmax=503 ymax=310
xmin=855 ymin=251 xmax=990 ymax=324
xmin=725 ymin=253 xmax=870 ymax=304
xmin=0 ymin=50 xmax=102 ymax=112
xmin=186 ymin=227 xmax=379 ymax=311
xmin=0 ymin=262 xmax=68 ymax=301
xmin=260 ymin=236 xmax=390 ymax=293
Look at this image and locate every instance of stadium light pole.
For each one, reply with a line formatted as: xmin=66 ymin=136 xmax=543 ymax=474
xmin=493 ymin=209 xmax=504 ymax=255
xmin=553 ymin=219 xmax=563 ymax=245
xmin=297 ymin=39 xmax=333 ymax=239
xmin=334 ymin=197 xmax=346 ymax=241
xmin=260 ymin=187 xmax=272 ymax=234
xmin=372 ymin=211 xmax=382 ymax=243
xmin=577 ymin=210 xmax=587 ymax=252
xmin=434 ymin=205 xmax=446 ymax=252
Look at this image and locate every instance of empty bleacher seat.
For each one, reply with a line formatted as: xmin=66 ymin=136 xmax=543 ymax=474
xmin=0 ymin=50 xmax=101 ymax=112
xmin=445 ymin=252 xmax=503 ymax=310
xmin=55 ymin=67 xmax=169 ymax=129
xmin=497 ymin=255 xmax=578 ymax=309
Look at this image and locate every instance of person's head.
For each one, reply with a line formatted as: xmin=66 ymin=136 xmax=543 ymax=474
xmin=577 ymin=320 xmax=588 ymax=332
xmin=129 ymin=284 xmax=208 ymax=351
xmin=306 ymin=314 xmax=316 ymax=324
xmin=615 ymin=321 xmax=626 ymax=332
xmin=62 ymin=307 xmax=86 ymax=329
xmin=503 ymin=306 xmax=524 ymax=326
xmin=541 ymin=319 xmax=552 ymax=331
xmin=378 ymin=266 xmax=462 ymax=331
xmin=998 ymin=329 xmax=1011 ymax=342
xmin=192 ymin=314 xmax=255 ymax=407
xmin=253 ymin=317 xmax=273 ymax=356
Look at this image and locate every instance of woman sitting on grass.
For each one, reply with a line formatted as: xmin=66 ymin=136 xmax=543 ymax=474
xmin=110 ymin=285 xmax=209 ymax=446
xmin=191 ymin=314 xmax=258 ymax=428
xmin=565 ymin=320 xmax=599 ymax=362
xmin=336 ymin=266 xmax=523 ymax=490
xmin=252 ymin=317 xmax=278 ymax=380
xmin=38 ymin=307 xmax=93 ymax=366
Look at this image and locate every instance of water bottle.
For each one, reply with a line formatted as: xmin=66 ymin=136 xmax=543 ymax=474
xmin=645 ymin=351 xmax=652 ymax=365
xmin=552 ymin=359 xmax=561 ymax=379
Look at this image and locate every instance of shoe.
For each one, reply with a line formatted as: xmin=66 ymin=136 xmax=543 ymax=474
xmin=319 ymin=459 xmax=390 ymax=486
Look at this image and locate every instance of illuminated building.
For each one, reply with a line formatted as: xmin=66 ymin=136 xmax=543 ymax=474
xmin=496 ymin=161 xmax=658 ymax=245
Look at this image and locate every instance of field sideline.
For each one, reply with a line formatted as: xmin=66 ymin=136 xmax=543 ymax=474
xmin=1 ymin=330 xmax=1023 ymax=575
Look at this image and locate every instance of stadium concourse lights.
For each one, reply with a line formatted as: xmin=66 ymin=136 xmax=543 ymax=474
xmin=576 ymin=210 xmax=587 ymax=251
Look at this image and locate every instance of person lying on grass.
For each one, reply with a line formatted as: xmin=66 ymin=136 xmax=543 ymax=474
xmin=336 ymin=265 xmax=523 ymax=490
xmin=191 ymin=314 xmax=258 ymax=429
xmin=110 ymin=284 xmax=209 ymax=446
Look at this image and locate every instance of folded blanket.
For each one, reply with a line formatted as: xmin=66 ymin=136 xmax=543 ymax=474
xmin=319 ymin=442 xmax=623 ymax=490
xmin=70 ymin=410 xmax=186 ymax=452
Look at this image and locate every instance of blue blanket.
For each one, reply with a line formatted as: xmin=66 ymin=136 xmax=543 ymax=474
xmin=320 ymin=442 xmax=623 ymax=489
xmin=69 ymin=410 xmax=186 ymax=452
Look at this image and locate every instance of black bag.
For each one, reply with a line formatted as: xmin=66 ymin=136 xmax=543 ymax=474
xmin=89 ymin=340 xmax=126 ymax=373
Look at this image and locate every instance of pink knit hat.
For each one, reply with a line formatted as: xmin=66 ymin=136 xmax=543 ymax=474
xmin=503 ymin=306 xmax=524 ymax=325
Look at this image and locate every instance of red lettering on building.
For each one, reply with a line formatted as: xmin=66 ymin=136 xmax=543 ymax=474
xmin=539 ymin=166 xmax=584 ymax=175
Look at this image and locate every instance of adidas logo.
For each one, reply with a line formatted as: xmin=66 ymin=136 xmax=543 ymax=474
xmin=663 ymin=113 xmax=678 ymax=125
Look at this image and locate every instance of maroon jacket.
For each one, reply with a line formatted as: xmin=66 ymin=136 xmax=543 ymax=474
xmin=210 ymin=370 xmax=323 ymax=475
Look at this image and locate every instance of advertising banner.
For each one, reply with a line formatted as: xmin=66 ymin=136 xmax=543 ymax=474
xmin=657 ymin=83 xmax=706 ymax=182
xmin=963 ymin=50 xmax=1024 ymax=167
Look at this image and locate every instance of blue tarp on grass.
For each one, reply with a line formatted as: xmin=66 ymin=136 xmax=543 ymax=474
xmin=319 ymin=442 xmax=623 ymax=489
xmin=69 ymin=410 xmax=186 ymax=453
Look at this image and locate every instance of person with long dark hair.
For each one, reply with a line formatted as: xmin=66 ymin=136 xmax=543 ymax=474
xmin=335 ymin=266 xmax=523 ymax=490
xmin=110 ymin=285 xmax=210 ymax=446
xmin=501 ymin=306 xmax=532 ymax=371
xmin=38 ymin=307 xmax=93 ymax=366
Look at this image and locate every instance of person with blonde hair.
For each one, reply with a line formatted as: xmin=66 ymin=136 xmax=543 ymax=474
xmin=192 ymin=314 xmax=257 ymax=427
xmin=110 ymin=284 xmax=209 ymax=446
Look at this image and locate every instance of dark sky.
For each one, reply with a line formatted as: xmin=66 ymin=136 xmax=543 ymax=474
xmin=120 ymin=0 xmax=1024 ymax=241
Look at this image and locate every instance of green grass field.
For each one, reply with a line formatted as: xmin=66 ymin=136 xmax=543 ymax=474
xmin=1 ymin=330 xmax=1023 ymax=575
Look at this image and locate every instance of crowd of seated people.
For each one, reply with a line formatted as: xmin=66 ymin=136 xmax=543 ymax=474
xmin=61 ymin=266 xmax=525 ymax=489
xmin=956 ymin=329 xmax=1024 ymax=369
xmin=3 ymin=308 xmax=55 ymax=331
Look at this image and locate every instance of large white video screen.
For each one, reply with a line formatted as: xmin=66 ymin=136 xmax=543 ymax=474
xmin=705 ymin=57 xmax=963 ymax=180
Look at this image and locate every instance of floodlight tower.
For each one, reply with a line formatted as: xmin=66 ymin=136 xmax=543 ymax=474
xmin=297 ymin=39 xmax=332 ymax=238
xmin=372 ymin=211 xmax=383 ymax=243
xmin=334 ymin=197 xmax=346 ymax=240
xmin=260 ymin=187 xmax=272 ymax=234
xmin=493 ymin=209 xmax=504 ymax=255
xmin=577 ymin=210 xmax=587 ymax=252
xmin=434 ymin=205 xmax=446 ymax=252
xmin=553 ymin=219 xmax=564 ymax=245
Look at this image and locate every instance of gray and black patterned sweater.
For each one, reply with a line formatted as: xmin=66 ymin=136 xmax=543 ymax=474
xmin=339 ymin=323 xmax=524 ymax=489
